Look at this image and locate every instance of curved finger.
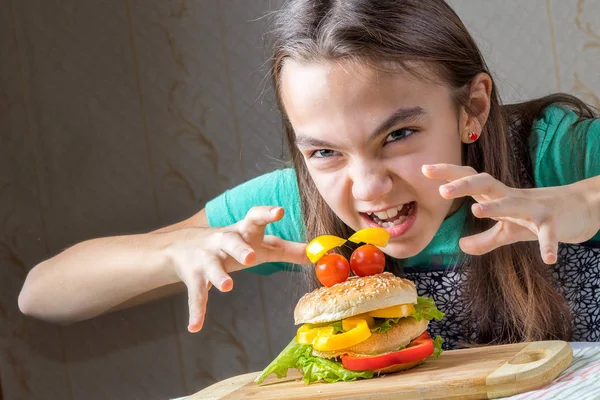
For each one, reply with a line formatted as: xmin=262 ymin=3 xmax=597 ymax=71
xmin=422 ymin=163 xmax=477 ymax=182
xmin=220 ymin=231 xmax=257 ymax=266
xmin=237 ymin=206 xmax=284 ymax=243
xmin=261 ymin=235 xmax=310 ymax=265
xmin=538 ymin=223 xmax=558 ymax=264
xmin=459 ymin=221 xmax=531 ymax=255
xmin=202 ymin=255 xmax=234 ymax=292
xmin=440 ymin=173 xmax=508 ymax=201
xmin=185 ymin=276 xmax=209 ymax=333
xmin=472 ymin=196 xmax=537 ymax=224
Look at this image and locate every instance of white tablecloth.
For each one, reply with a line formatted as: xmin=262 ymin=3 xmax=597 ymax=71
xmin=500 ymin=342 xmax=600 ymax=400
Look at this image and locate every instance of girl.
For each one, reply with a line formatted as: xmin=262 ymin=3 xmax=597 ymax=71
xmin=19 ymin=0 xmax=600 ymax=349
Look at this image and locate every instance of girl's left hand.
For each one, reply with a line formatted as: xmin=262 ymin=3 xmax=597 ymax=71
xmin=422 ymin=163 xmax=600 ymax=264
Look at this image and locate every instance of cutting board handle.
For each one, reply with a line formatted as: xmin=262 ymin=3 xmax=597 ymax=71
xmin=486 ymin=340 xmax=573 ymax=398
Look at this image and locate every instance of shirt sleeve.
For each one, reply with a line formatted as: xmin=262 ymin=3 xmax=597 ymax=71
xmin=529 ymin=104 xmax=600 ymax=241
xmin=204 ymin=168 xmax=305 ymax=274
xmin=529 ymin=104 xmax=600 ymax=186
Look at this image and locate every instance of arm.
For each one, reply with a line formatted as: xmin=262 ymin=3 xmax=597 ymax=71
xmin=423 ymin=165 xmax=600 ymax=264
xmin=18 ymin=206 xmax=308 ymax=330
xmin=18 ymin=209 xmax=208 ymax=324
xmin=579 ymin=174 xmax=600 ymax=236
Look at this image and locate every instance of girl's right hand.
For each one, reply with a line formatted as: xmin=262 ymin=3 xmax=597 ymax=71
xmin=162 ymin=206 xmax=308 ymax=333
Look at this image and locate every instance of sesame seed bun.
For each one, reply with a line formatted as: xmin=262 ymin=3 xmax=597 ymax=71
xmin=294 ymin=272 xmax=417 ymax=325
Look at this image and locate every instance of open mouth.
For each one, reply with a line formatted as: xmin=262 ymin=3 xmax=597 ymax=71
xmin=366 ymin=202 xmax=416 ymax=227
xmin=360 ymin=201 xmax=418 ymax=238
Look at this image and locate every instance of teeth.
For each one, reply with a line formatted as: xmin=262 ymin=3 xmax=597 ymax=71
xmin=372 ymin=214 xmax=408 ymax=228
xmin=372 ymin=204 xmax=404 ymax=220
xmin=387 ymin=207 xmax=399 ymax=219
xmin=367 ymin=202 xmax=414 ymax=228
xmin=374 ymin=211 xmax=389 ymax=219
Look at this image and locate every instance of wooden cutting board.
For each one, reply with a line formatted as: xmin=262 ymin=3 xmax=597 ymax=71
xmin=189 ymin=340 xmax=573 ymax=400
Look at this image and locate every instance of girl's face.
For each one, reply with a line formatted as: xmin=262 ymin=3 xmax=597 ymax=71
xmin=280 ymin=60 xmax=464 ymax=258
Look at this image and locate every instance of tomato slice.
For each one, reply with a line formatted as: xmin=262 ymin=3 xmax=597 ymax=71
xmin=341 ymin=332 xmax=434 ymax=371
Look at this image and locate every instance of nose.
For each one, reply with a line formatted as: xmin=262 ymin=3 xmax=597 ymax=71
xmin=349 ymin=161 xmax=392 ymax=202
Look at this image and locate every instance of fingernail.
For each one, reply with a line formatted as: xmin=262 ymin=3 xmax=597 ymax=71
xmin=443 ymin=184 xmax=456 ymax=193
xmin=424 ymin=164 xmax=435 ymax=171
xmin=188 ymin=322 xmax=200 ymax=333
xmin=270 ymin=207 xmax=281 ymax=216
xmin=241 ymin=249 xmax=252 ymax=261
xmin=220 ymin=277 xmax=233 ymax=291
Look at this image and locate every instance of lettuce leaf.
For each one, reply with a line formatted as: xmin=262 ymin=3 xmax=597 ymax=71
xmin=255 ymin=297 xmax=445 ymax=384
xmin=254 ymin=339 xmax=309 ymax=384
xmin=328 ymin=321 xmax=344 ymax=334
xmin=299 ymin=353 xmax=374 ymax=384
xmin=433 ymin=336 xmax=444 ymax=358
xmin=370 ymin=317 xmax=400 ymax=334
xmin=412 ymin=296 xmax=445 ymax=322
xmin=255 ymin=339 xmax=373 ymax=385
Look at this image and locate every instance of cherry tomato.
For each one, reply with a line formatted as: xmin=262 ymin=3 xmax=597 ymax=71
xmin=315 ymin=253 xmax=350 ymax=287
xmin=350 ymin=244 xmax=385 ymax=277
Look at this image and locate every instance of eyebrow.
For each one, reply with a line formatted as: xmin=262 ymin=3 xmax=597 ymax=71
xmin=295 ymin=106 xmax=426 ymax=149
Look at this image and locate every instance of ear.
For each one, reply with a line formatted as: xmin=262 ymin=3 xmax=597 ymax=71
xmin=459 ymin=72 xmax=492 ymax=143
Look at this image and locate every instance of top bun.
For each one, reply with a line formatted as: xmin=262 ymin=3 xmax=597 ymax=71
xmin=294 ymin=272 xmax=417 ymax=324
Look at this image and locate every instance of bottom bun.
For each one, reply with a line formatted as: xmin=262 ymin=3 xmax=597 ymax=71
xmin=373 ymin=358 xmax=425 ymax=375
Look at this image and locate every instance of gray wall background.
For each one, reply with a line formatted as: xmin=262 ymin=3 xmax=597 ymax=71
xmin=1 ymin=1 xmax=599 ymax=399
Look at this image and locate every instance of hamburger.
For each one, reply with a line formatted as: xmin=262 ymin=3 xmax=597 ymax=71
xmin=255 ymin=272 xmax=444 ymax=384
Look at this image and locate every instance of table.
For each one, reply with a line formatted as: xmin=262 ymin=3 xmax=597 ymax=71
xmin=175 ymin=342 xmax=600 ymax=400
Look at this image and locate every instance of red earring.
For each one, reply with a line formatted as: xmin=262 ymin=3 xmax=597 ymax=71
xmin=468 ymin=131 xmax=479 ymax=142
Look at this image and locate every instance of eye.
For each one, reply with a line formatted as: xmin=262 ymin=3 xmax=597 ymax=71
xmin=384 ymin=128 xmax=417 ymax=144
xmin=310 ymin=149 xmax=341 ymax=158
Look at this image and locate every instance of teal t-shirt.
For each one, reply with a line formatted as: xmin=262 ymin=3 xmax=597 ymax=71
xmin=205 ymin=168 xmax=305 ymax=275
xmin=206 ymin=105 xmax=600 ymax=274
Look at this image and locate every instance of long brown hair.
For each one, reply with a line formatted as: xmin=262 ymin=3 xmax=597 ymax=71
xmin=270 ymin=0 xmax=596 ymax=344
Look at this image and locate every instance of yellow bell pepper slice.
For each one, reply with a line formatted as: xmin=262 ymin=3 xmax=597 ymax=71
xmin=367 ymin=303 xmax=416 ymax=319
xmin=347 ymin=314 xmax=375 ymax=329
xmin=312 ymin=318 xmax=371 ymax=351
xmin=347 ymin=227 xmax=391 ymax=247
xmin=297 ymin=316 xmax=375 ymax=346
xmin=305 ymin=235 xmax=347 ymax=263
xmin=296 ymin=323 xmax=333 ymax=345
